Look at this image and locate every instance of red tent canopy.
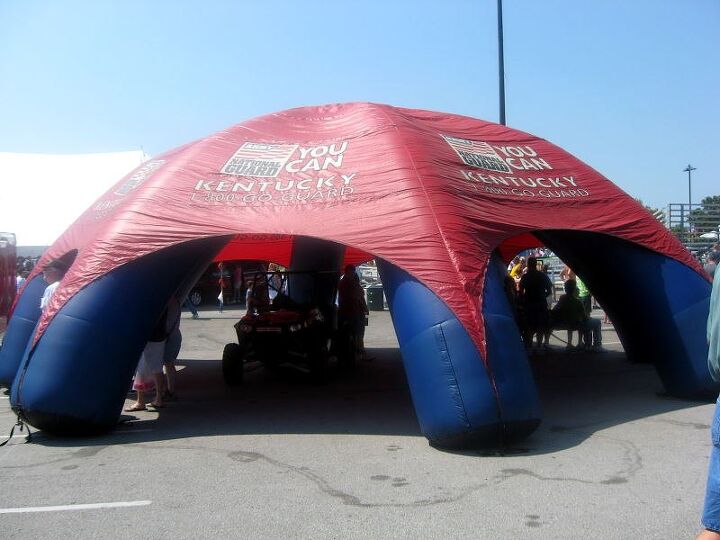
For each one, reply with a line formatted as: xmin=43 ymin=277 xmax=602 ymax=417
xmin=27 ymin=103 xmax=702 ymax=353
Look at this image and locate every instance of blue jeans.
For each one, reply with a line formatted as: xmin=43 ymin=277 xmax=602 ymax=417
xmin=703 ymin=397 xmax=720 ymax=532
xmin=183 ymin=299 xmax=198 ymax=318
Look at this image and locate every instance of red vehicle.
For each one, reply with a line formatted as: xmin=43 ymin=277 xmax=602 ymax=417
xmin=0 ymin=233 xmax=17 ymax=333
xmin=222 ymin=270 xmax=336 ymax=385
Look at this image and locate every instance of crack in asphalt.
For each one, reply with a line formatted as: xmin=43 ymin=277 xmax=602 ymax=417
xmin=0 ymin=444 xmax=109 ymax=469
xmin=499 ymin=434 xmax=642 ymax=486
xmin=651 ymin=418 xmax=710 ymax=430
xmin=0 ymin=433 xmax=645 ymax=507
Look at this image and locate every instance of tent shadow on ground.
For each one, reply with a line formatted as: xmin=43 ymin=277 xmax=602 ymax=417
xmin=28 ymin=345 xmax=711 ymax=456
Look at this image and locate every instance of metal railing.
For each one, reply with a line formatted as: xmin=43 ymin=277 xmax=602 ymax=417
xmin=666 ymin=203 xmax=720 ymax=255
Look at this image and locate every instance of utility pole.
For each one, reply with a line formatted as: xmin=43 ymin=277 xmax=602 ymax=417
xmin=683 ymin=164 xmax=696 ymax=208
xmin=497 ymin=0 xmax=506 ymax=125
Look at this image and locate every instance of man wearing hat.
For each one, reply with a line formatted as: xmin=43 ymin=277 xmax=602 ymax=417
xmin=40 ymin=259 xmax=67 ymax=313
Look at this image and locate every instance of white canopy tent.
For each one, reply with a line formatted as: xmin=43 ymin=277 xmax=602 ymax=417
xmin=0 ymin=151 xmax=146 ymax=247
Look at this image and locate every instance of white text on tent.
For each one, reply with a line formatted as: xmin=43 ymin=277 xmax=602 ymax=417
xmin=461 ymin=171 xmax=578 ymax=189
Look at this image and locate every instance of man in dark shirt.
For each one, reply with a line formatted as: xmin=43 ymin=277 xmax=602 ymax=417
xmin=337 ymin=265 xmax=369 ymax=362
xmin=519 ymin=256 xmax=553 ymax=349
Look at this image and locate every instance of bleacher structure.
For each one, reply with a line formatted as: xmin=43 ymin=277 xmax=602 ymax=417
xmin=665 ymin=203 xmax=720 ymax=256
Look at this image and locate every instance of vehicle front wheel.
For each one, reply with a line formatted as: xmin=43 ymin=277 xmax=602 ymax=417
xmin=222 ymin=343 xmax=244 ymax=386
xmin=309 ymin=345 xmax=329 ymax=384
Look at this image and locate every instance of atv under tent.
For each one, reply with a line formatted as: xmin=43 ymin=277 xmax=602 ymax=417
xmin=0 ymin=103 xmax=713 ymax=447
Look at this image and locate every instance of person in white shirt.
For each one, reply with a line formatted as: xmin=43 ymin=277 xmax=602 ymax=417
xmin=16 ymin=271 xmax=27 ymax=291
xmin=39 ymin=259 xmax=68 ymax=313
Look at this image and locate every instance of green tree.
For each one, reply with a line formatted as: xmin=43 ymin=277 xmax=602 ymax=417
xmin=689 ymin=195 xmax=720 ymax=233
xmin=634 ymin=198 xmax=666 ymax=225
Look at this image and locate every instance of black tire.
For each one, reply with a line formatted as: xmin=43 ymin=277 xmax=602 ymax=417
xmin=222 ymin=343 xmax=244 ymax=386
xmin=309 ymin=345 xmax=329 ymax=384
xmin=188 ymin=288 xmax=203 ymax=307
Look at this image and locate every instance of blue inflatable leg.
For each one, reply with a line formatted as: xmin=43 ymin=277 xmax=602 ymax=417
xmin=537 ymin=230 xmax=716 ymax=398
xmin=377 ymin=258 xmax=541 ymax=448
xmin=11 ymin=237 xmax=229 ymax=434
xmin=0 ymin=275 xmax=46 ymax=386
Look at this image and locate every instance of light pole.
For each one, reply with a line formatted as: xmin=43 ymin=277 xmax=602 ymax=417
xmin=497 ymin=0 xmax=506 ymax=126
xmin=684 ymin=164 xmax=696 ymax=208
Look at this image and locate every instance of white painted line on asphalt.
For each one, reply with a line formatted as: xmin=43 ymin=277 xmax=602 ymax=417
xmin=0 ymin=500 xmax=152 ymax=514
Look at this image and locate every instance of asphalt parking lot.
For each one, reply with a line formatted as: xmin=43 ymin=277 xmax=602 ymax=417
xmin=0 ymin=307 xmax=714 ymax=539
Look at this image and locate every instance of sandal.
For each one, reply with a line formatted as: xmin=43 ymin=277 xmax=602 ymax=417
xmin=149 ymin=401 xmax=164 ymax=409
xmin=124 ymin=403 xmax=146 ymax=412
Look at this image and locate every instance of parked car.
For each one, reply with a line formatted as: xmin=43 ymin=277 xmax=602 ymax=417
xmin=187 ymin=260 xmax=267 ymax=306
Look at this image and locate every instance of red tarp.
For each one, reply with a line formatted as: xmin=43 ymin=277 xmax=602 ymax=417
xmin=26 ymin=103 xmax=702 ymax=353
xmin=213 ymin=234 xmax=371 ymax=267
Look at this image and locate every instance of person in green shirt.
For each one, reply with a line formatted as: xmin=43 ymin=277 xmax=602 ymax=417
xmin=575 ymin=275 xmax=592 ymax=316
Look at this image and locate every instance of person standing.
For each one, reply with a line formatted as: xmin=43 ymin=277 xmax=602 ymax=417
xmin=507 ymin=256 xmax=520 ymax=275
xmin=509 ymin=256 xmax=526 ymax=288
xmin=183 ymin=297 xmax=199 ymax=319
xmin=337 ymin=264 xmax=369 ymax=362
xmin=539 ymin=262 xmax=554 ymax=347
xmin=232 ymin=263 xmax=244 ymax=304
xmin=126 ymin=308 xmax=170 ymax=411
xmin=559 ymin=264 xmax=575 ymax=283
xmin=575 ymin=274 xmax=592 ymax=317
xmin=39 ymin=259 xmax=68 ymax=313
xmin=518 ymin=256 xmax=553 ymax=350
xmin=706 ymin=251 xmax=720 ymax=279
xmin=162 ymin=296 xmax=182 ymax=401
xmin=216 ymin=261 xmax=226 ymax=313
xmin=16 ymin=271 xmax=27 ymax=291
xmin=698 ymin=266 xmax=720 ymax=539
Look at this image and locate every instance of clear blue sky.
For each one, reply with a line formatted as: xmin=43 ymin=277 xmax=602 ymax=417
xmin=1 ymin=0 xmax=717 ymax=209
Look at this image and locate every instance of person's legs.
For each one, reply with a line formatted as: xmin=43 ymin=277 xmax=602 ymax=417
xmin=538 ymin=311 xmax=550 ymax=349
xmin=525 ymin=307 xmax=541 ymax=350
xmin=164 ymin=361 xmax=177 ymax=397
xmin=579 ymin=320 xmax=592 ymax=349
xmin=523 ymin=330 xmax=533 ymax=350
xmin=183 ymin=299 xmax=199 ymax=319
xmin=355 ymin=317 xmax=368 ymax=360
xmin=151 ymin=372 xmax=165 ymax=407
xmin=566 ymin=329 xmax=574 ymax=349
xmin=700 ymin=398 xmax=720 ymax=537
xmin=125 ymin=389 xmax=148 ymax=411
xmin=126 ymin=344 xmax=157 ymax=411
xmin=589 ymin=318 xmax=602 ymax=348
xmin=142 ymin=340 xmax=166 ymax=407
xmin=163 ymin=329 xmax=181 ymax=398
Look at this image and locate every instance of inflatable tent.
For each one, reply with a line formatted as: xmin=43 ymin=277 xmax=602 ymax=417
xmin=0 ymin=103 xmax=714 ymax=447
